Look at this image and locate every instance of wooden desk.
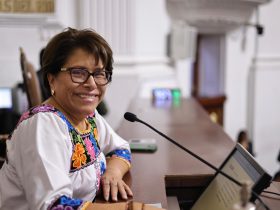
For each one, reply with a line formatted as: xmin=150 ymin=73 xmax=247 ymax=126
xmin=117 ymin=98 xmax=235 ymax=208
xmin=117 ymin=98 xmax=279 ymax=210
xmin=256 ymin=181 xmax=280 ymax=210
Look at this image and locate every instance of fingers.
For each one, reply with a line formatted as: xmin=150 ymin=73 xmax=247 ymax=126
xmin=118 ymin=182 xmax=133 ymax=200
xmin=102 ymin=179 xmax=110 ymax=201
xmin=124 ymin=184 xmax=133 ymax=197
xmin=110 ymin=180 xmax=118 ymax=201
xmin=117 ymin=182 xmax=128 ymax=200
xmin=102 ymin=178 xmax=133 ymax=202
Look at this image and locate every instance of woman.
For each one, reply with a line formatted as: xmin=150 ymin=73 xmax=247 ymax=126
xmin=236 ymin=130 xmax=254 ymax=156
xmin=0 ymin=28 xmax=132 ymax=209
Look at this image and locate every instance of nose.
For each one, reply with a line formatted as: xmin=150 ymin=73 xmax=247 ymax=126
xmin=84 ymin=74 xmax=97 ymax=88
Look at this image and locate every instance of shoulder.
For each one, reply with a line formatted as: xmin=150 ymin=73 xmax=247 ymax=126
xmin=11 ymin=104 xmax=66 ymax=136
xmin=18 ymin=104 xmax=57 ymax=123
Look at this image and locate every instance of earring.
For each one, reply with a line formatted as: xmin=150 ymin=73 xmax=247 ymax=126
xmin=51 ymin=89 xmax=55 ymax=96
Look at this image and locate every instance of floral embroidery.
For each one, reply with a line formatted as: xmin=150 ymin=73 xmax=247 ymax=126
xmin=94 ymin=159 xmax=102 ymax=192
xmin=18 ymin=111 xmax=30 ymax=124
xmin=31 ymin=105 xmax=55 ymax=114
xmin=100 ymin=160 xmax=106 ymax=175
xmin=72 ymin=143 xmax=87 ymax=169
xmin=69 ymin=127 xmax=100 ymax=172
xmin=93 ymin=128 xmax=98 ymax=141
xmin=84 ymin=137 xmax=95 ymax=161
xmin=11 ymin=104 xmax=131 ymax=209
xmin=49 ymin=195 xmax=84 ymax=210
xmin=11 ymin=105 xmax=109 ymax=209
xmin=107 ymin=149 xmax=131 ymax=163
xmin=66 ymin=113 xmax=101 ymax=172
xmin=89 ymin=133 xmax=99 ymax=155
xmin=15 ymin=105 xmax=102 ymax=172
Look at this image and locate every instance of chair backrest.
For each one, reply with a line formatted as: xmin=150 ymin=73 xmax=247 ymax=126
xmin=19 ymin=47 xmax=42 ymax=108
xmin=0 ymin=134 xmax=8 ymax=169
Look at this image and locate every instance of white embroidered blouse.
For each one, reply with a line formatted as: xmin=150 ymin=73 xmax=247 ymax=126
xmin=0 ymin=105 xmax=131 ymax=210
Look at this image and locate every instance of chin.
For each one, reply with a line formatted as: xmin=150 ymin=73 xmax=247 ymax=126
xmin=79 ymin=106 xmax=96 ymax=116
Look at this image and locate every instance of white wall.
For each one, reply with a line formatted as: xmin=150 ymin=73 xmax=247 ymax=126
xmin=0 ymin=0 xmax=77 ymax=87
xmin=0 ymin=27 xmax=45 ymax=87
xmin=224 ymin=26 xmax=255 ymax=140
xmin=133 ymin=0 xmax=169 ymax=57
xmin=224 ymin=0 xmax=280 ymax=175
xmin=252 ymin=0 xmax=280 ymax=175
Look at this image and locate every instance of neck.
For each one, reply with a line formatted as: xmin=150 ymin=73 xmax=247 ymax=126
xmin=45 ymin=97 xmax=87 ymax=129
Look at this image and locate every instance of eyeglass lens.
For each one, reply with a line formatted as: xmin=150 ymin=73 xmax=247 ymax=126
xmin=70 ymin=68 xmax=109 ymax=85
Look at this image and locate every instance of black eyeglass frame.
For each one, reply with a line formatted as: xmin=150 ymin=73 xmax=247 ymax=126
xmin=60 ymin=67 xmax=112 ymax=86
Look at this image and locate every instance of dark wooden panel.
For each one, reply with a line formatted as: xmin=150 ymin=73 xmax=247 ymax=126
xmin=195 ymin=95 xmax=226 ymax=126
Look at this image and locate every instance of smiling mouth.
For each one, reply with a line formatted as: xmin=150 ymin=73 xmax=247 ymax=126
xmin=78 ymin=94 xmax=98 ymax=100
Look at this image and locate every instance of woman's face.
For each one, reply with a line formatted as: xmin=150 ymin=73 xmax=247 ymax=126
xmin=48 ymin=48 xmax=108 ymax=119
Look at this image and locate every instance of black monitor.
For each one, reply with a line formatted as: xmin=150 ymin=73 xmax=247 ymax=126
xmin=191 ymin=143 xmax=272 ymax=210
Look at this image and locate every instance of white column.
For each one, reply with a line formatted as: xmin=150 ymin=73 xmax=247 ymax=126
xmin=77 ymin=0 xmax=135 ymax=56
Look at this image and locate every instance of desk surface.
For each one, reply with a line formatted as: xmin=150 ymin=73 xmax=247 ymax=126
xmin=257 ymin=182 xmax=280 ymax=210
xmin=116 ymin=98 xmax=279 ymax=209
xmin=117 ymin=98 xmax=234 ymax=208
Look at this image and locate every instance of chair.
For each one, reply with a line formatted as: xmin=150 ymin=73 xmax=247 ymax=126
xmin=19 ymin=47 xmax=42 ymax=108
xmin=0 ymin=111 xmax=20 ymax=169
xmin=0 ymin=134 xmax=8 ymax=168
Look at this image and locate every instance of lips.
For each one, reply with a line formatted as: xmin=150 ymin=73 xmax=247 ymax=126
xmin=79 ymin=94 xmax=97 ymax=99
xmin=76 ymin=93 xmax=99 ymax=102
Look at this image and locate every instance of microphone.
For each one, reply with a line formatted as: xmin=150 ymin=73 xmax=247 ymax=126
xmin=124 ymin=112 xmax=240 ymax=185
xmin=124 ymin=112 xmax=270 ymax=210
xmin=124 ymin=112 xmax=137 ymax=122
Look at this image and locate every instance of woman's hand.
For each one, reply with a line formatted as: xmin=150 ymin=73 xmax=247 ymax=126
xmin=101 ymin=158 xmax=133 ymax=201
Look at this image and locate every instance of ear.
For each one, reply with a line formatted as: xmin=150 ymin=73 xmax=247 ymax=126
xmin=47 ymin=73 xmax=55 ymax=91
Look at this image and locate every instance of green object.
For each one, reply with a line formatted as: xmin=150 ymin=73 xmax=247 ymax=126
xmin=171 ymin=88 xmax=181 ymax=100
xmin=128 ymin=138 xmax=157 ymax=153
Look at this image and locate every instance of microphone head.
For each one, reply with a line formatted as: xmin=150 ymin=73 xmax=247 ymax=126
xmin=124 ymin=112 xmax=137 ymax=122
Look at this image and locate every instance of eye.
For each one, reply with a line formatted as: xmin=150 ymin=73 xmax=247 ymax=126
xmin=94 ymin=70 xmax=107 ymax=78
xmin=71 ymin=68 xmax=88 ymax=77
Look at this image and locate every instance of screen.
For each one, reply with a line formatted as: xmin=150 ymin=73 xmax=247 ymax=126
xmin=152 ymin=88 xmax=181 ymax=108
xmin=191 ymin=144 xmax=271 ymax=210
xmin=0 ymin=88 xmax=12 ymax=109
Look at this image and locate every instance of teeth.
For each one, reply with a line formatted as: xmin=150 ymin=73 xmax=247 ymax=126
xmin=80 ymin=94 xmax=96 ymax=98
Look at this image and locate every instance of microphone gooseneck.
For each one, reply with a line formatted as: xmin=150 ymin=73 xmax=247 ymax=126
xmin=124 ymin=112 xmax=240 ymax=186
xmin=123 ymin=112 xmax=270 ymax=210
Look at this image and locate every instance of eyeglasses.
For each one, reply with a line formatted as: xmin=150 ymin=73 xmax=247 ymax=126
xmin=60 ymin=67 xmax=112 ymax=86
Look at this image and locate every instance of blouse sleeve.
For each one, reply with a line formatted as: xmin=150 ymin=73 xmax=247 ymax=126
xmin=10 ymin=112 xmax=89 ymax=210
xmin=95 ymin=111 xmax=131 ymax=167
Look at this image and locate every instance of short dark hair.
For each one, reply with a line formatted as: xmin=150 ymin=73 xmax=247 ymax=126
xmin=42 ymin=27 xmax=113 ymax=94
xmin=237 ymin=130 xmax=248 ymax=143
xmin=39 ymin=48 xmax=45 ymax=67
